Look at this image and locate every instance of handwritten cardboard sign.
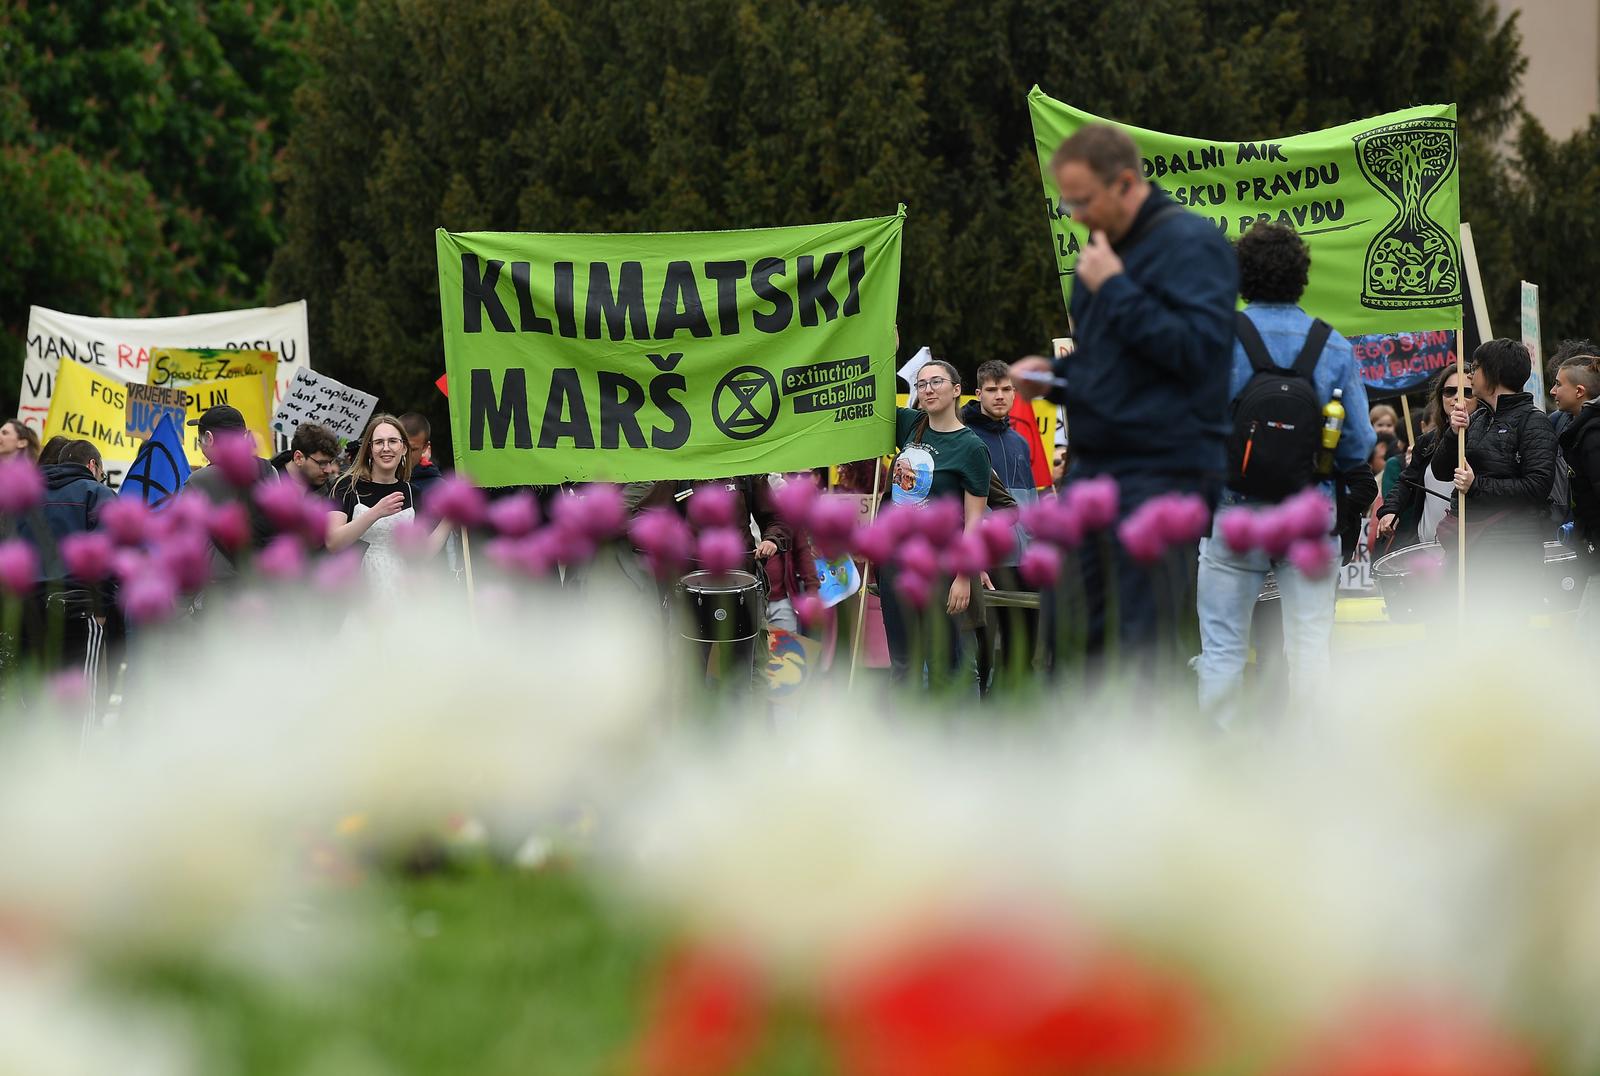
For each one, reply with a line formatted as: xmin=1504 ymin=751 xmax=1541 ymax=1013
xmin=271 ymin=366 xmax=378 ymax=443
xmin=124 ymin=383 xmax=190 ymax=439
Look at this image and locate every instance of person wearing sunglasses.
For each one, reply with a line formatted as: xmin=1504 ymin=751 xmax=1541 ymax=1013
xmin=1377 ymin=367 xmax=1477 ymax=549
xmin=881 ymin=359 xmax=993 ymax=686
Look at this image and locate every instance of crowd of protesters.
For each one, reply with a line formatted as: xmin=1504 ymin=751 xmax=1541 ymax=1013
xmin=2 ymin=123 xmax=1596 ymax=727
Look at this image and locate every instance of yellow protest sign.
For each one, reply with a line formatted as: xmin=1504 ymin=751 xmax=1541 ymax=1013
xmin=181 ymin=375 xmax=273 ymax=466
xmin=42 ymin=359 xmax=141 ymax=460
xmin=149 ymin=347 xmax=278 ymax=405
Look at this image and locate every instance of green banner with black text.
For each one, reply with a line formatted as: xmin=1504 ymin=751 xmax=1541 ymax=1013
xmin=1028 ymin=89 xmax=1461 ymax=336
xmin=436 ymin=211 xmax=903 ymax=485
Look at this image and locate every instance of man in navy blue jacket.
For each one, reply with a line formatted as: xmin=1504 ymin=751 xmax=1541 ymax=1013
xmin=1015 ymin=124 xmax=1238 ymax=662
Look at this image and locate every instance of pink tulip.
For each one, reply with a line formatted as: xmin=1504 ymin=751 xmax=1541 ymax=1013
xmin=978 ymin=512 xmax=1017 ymax=564
xmin=1287 ymin=537 xmax=1335 ymax=579
xmin=893 ymin=569 xmax=932 ymax=610
xmin=546 ymin=524 xmax=597 ymax=567
xmin=60 ymin=532 xmax=115 ymax=583
xmin=298 ymin=498 xmax=333 ymax=548
xmin=153 ymin=493 xmax=213 ymax=539
xmin=1165 ymin=494 xmax=1212 ymax=545
xmin=1117 ymin=505 xmax=1167 ymax=565
xmin=898 ymin=535 xmax=938 ymax=579
xmin=312 ymin=550 xmax=364 ymax=591
xmin=1282 ymin=488 xmax=1333 ymax=542
xmin=1018 ymin=543 xmax=1063 ymax=589
xmin=769 ymin=475 xmax=819 ymax=525
xmin=687 ymin=482 xmax=737 ymax=529
xmin=46 ymin=670 xmax=91 ymax=709
xmin=256 ymin=535 xmax=305 ymax=581
xmin=112 ymin=549 xmax=152 ymax=584
xmin=851 ymin=520 xmax=897 ymax=566
xmin=630 ymin=509 xmax=694 ymax=579
xmin=696 ymin=528 xmax=746 ymax=575
xmin=875 ymin=506 xmax=918 ymax=544
xmin=807 ymin=496 xmax=859 ymax=560
xmin=1253 ymin=507 xmax=1296 ymax=560
xmin=1066 ymin=475 xmax=1120 ymax=531
xmin=1021 ymin=497 xmax=1084 ymax=549
xmin=391 ymin=519 xmax=436 ymax=559
xmin=487 ymin=491 xmax=540 ymax=537
xmin=553 ymin=485 xmax=627 ymax=542
xmin=487 ymin=535 xmax=554 ymax=579
xmin=118 ymin=572 xmax=178 ymax=624
xmin=207 ymin=502 xmax=251 ymax=554
xmin=0 ymin=539 xmax=38 ymax=595
xmin=915 ymin=499 xmax=964 ymax=547
xmin=100 ymin=499 xmax=151 ymax=546
xmin=255 ymin=481 xmax=312 ymax=534
xmin=427 ymin=476 xmax=488 ymax=528
xmin=155 ymin=530 xmax=213 ymax=592
xmin=0 ymin=458 xmax=45 ymax=515
xmin=209 ymin=433 xmax=263 ymax=488
xmin=1218 ymin=508 xmax=1257 ymax=554
xmin=795 ymin=593 xmax=826 ymax=628
xmin=940 ymin=532 xmax=990 ymax=578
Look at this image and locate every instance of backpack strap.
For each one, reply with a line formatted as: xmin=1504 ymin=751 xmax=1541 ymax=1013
xmin=1234 ymin=312 xmax=1277 ymax=375
xmin=1290 ymin=319 xmax=1333 ymax=380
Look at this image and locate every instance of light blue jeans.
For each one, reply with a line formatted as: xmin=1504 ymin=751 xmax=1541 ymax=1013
xmin=1195 ymin=500 xmax=1338 ymax=725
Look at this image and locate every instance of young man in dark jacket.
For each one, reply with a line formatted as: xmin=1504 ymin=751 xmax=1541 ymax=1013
xmin=1012 ymin=123 xmax=1238 ymax=662
xmin=959 ymin=361 xmax=1036 ymax=506
xmin=15 ymin=438 xmax=121 ymax=707
xmin=1551 ymin=353 xmax=1600 ymax=627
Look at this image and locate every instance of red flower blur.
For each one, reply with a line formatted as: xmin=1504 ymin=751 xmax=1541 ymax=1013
xmin=828 ymin=928 xmax=1202 ymax=1076
xmin=630 ymin=945 xmax=765 ymax=1076
xmin=1277 ymin=1001 xmax=1539 ymax=1076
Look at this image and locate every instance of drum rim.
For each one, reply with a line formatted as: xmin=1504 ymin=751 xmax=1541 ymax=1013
xmin=678 ymin=569 xmax=761 ymax=592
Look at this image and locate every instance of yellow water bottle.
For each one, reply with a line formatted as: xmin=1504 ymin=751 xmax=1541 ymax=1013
xmin=1317 ymin=388 xmax=1345 ymax=476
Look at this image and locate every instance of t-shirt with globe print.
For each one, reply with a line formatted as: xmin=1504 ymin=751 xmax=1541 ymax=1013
xmin=890 ymin=407 xmax=991 ymax=507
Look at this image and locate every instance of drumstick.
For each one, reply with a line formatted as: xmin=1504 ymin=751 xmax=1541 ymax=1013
xmin=1401 ymin=477 xmax=1454 ymax=503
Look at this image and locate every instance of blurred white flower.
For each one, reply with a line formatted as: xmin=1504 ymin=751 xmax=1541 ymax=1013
xmin=0 ymin=962 xmax=196 ymax=1076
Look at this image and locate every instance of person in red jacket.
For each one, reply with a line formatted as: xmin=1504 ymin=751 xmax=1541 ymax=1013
xmin=1007 ymin=358 xmax=1054 ymax=492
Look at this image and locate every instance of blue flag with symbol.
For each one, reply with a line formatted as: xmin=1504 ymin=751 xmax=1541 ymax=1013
xmin=121 ymin=413 xmax=192 ymax=510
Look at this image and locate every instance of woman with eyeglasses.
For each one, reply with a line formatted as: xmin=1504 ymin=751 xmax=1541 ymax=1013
xmin=1376 ymin=366 xmax=1478 ymax=548
xmin=326 ymin=414 xmax=452 ymax=594
xmin=880 ymin=359 xmax=994 ymax=686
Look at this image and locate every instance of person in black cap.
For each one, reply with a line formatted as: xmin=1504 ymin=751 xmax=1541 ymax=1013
xmin=183 ymin=404 xmax=279 ymax=554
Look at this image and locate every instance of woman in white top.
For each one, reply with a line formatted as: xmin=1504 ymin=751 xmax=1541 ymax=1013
xmin=326 ymin=414 xmax=452 ymax=594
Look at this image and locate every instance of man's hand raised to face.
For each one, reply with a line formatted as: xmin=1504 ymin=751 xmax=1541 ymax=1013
xmin=1076 ymin=230 xmax=1124 ymax=292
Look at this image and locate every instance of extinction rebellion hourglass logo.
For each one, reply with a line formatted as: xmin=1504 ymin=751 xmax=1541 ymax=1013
xmin=1355 ymin=117 xmax=1461 ymax=310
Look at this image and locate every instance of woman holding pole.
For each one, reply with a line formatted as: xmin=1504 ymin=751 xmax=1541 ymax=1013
xmin=1430 ymin=340 xmax=1557 ymax=615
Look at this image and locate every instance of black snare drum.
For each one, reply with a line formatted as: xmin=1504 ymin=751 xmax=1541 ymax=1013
xmin=1372 ymin=542 xmax=1444 ymax=623
xmin=677 ymin=570 xmax=763 ymax=643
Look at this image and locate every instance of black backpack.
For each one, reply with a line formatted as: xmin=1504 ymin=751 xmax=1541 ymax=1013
xmin=1226 ymin=312 xmax=1332 ymax=502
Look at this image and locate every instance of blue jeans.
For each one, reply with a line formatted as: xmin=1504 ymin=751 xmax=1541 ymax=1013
xmin=1195 ymin=495 xmax=1338 ymax=725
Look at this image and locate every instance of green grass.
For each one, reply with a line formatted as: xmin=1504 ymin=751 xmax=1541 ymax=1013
xmin=129 ymin=868 xmax=663 ymax=1076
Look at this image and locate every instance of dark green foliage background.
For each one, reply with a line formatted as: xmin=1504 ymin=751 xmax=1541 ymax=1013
xmin=4 ymin=0 xmax=1595 ymax=461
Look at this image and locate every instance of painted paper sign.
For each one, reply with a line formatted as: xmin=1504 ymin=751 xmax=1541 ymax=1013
xmin=1028 ymin=89 xmax=1462 ymax=335
xmin=42 ymin=360 xmax=141 ymax=463
xmin=1520 ymin=280 xmax=1545 ymax=407
xmin=125 ymin=383 xmax=190 ymax=440
xmin=180 ymin=375 xmax=273 ymax=466
xmin=1351 ymin=329 xmax=1458 ymax=396
xmin=815 ymin=554 xmax=862 ymax=608
xmin=272 ymin=366 xmax=379 ymax=443
xmin=20 ymin=302 xmax=308 ymax=436
xmin=436 ymin=210 xmax=904 ymax=485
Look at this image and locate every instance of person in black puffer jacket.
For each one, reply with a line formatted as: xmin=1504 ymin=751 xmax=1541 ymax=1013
xmin=1431 ymin=339 xmax=1556 ymax=613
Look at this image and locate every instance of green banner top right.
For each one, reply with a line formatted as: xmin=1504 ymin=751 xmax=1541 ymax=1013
xmin=1028 ymin=88 xmax=1462 ymax=336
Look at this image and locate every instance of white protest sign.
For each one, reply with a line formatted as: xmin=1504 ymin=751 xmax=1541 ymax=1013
xmin=896 ymin=346 xmax=932 ymax=388
xmin=1520 ymin=280 xmax=1545 ymax=410
xmin=272 ymin=366 xmax=378 ymax=444
xmin=21 ymin=302 xmax=311 ymax=443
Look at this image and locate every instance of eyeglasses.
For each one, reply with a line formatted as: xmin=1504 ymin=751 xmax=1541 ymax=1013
xmin=914 ymin=377 xmax=951 ymax=391
xmin=309 ymin=455 xmax=338 ymax=470
xmin=370 ymin=438 xmax=404 ymax=449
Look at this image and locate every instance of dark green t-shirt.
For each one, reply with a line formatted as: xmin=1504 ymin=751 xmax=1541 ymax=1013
xmin=890 ymin=407 xmax=990 ymax=507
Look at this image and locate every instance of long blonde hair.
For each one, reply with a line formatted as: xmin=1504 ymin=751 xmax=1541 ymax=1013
xmin=332 ymin=413 xmax=412 ymax=500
